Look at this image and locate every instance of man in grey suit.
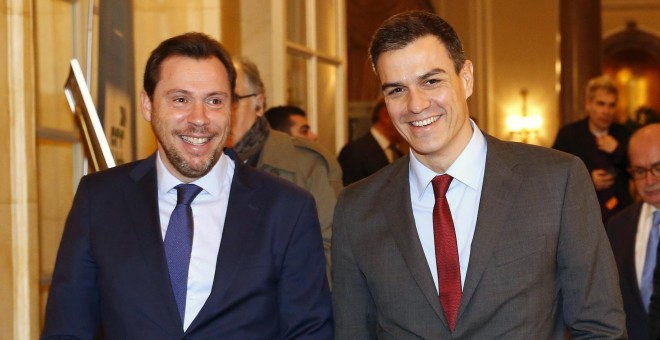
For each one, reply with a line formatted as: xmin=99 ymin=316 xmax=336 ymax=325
xmin=331 ymin=10 xmax=626 ymax=339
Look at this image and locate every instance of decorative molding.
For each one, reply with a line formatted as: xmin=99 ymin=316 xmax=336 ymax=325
xmin=603 ymin=22 xmax=660 ymax=40
xmin=603 ymin=24 xmax=660 ymax=62
xmin=603 ymin=0 xmax=660 ymax=10
xmin=470 ymin=0 xmax=495 ymax=135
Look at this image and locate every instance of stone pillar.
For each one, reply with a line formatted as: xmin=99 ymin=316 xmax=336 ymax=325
xmin=0 ymin=0 xmax=40 ymax=338
xmin=559 ymin=0 xmax=603 ymax=126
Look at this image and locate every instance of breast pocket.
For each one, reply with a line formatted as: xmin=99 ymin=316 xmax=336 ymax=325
xmin=486 ymin=236 xmax=549 ymax=295
xmin=494 ymin=235 xmax=546 ymax=267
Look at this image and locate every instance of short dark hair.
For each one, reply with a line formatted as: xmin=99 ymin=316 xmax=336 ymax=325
xmin=264 ymin=105 xmax=307 ymax=132
xmin=369 ymin=10 xmax=466 ymax=75
xmin=143 ymin=32 xmax=236 ymax=100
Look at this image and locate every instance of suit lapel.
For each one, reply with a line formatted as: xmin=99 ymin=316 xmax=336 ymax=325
xmin=380 ymin=158 xmax=446 ymax=322
xmin=189 ymin=158 xmax=263 ymax=329
xmin=126 ymin=154 xmax=183 ymax=328
xmin=457 ymin=137 xmax=522 ymax=320
xmin=623 ymin=204 xmax=645 ymax=309
xmin=384 ymin=137 xmax=523 ymax=327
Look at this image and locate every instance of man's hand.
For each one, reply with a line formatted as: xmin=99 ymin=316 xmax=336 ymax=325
xmin=596 ymin=134 xmax=618 ymax=153
xmin=591 ymin=169 xmax=615 ymax=190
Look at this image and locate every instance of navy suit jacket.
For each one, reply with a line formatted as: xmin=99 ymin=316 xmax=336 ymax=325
xmin=607 ymin=202 xmax=648 ymax=340
xmin=42 ymin=151 xmax=333 ymax=339
xmin=338 ymin=132 xmax=389 ymax=186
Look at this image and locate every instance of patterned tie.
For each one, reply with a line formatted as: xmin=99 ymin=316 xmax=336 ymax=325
xmin=431 ymin=175 xmax=461 ymax=331
xmin=164 ymin=184 xmax=203 ymax=322
xmin=642 ymin=210 xmax=660 ymax=312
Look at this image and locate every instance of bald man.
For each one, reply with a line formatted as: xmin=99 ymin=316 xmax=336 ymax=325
xmin=607 ymin=123 xmax=660 ymax=340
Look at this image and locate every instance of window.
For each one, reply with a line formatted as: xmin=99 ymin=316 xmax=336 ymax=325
xmin=285 ymin=0 xmax=346 ymax=153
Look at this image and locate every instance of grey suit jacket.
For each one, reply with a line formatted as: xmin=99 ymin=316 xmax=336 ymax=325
xmin=332 ymin=135 xmax=626 ymax=339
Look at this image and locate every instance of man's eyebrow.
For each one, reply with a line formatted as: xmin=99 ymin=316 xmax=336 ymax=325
xmin=419 ymin=68 xmax=447 ymax=80
xmin=165 ymin=89 xmax=191 ymax=96
xmin=381 ymin=68 xmax=448 ymax=91
xmin=164 ymin=89 xmax=229 ymax=98
xmin=381 ymin=81 xmax=403 ymax=91
xmin=206 ymin=91 xmax=229 ymax=98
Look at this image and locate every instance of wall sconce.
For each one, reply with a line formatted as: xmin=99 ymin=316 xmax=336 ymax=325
xmin=505 ymin=88 xmax=543 ymax=143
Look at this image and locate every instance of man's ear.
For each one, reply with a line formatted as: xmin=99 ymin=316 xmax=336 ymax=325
xmin=461 ymin=60 xmax=474 ymax=99
xmin=140 ymin=90 xmax=152 ymax=122
xmin=255 ymin=93 xmax=266 ymax=117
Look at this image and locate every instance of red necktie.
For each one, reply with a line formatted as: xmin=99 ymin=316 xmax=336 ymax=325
xmin=432 ymin=175 xmax=461 ymax=331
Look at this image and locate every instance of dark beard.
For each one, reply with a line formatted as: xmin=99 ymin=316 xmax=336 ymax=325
xmin=162 ymin=143 xmax=220 ymax=179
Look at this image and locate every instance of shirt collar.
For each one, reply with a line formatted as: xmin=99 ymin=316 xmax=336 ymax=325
xmin=642 ymin=202 xmax=660 ymax=223
xmin=156 ymin=151 xmax=230 ymax=197
xmin=370 ymin=126 xmax=391 ymax=150
xmin=410 ymin=120 xmax=487 ymax=200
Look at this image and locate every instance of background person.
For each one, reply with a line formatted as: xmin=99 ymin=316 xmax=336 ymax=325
xmin=553 ymin=75 xmax=633 ymax=223
xmin=264 ymin=105 xmax=318 ymax=141
xmin=229 ymin=57 xmax=342 ymax=284
xmin=610 ymin=123 xmax=660 ymax=340
xmin=338 ymin=96 xmax=404 ymax=186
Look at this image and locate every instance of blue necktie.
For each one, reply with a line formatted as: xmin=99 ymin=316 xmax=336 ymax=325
xmin=641 ymin=210 xmax=660 ymax=312
xmin=164 ymin=184 xmax=203 ymax=322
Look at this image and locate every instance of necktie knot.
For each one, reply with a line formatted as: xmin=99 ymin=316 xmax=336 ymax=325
xmin=432 ymin=175 xmax=453 ymax=199
xmin=176 ymin=184 xmax=203 ymax=206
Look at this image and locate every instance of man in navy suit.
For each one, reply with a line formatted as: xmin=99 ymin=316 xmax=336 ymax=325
xmin=42 ymin=32 xmax=332 ymax=339
xmin=608 ymin=123 xmax=660 ymax=340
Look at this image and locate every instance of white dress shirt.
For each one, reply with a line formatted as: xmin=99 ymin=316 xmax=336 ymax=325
xmin=635 ymin=202 xmax=660 ymax=288
xmin=156 ymin=152 xmax=234 ymax=330
xmin=409 ymin=122 xmax=487 ymax=291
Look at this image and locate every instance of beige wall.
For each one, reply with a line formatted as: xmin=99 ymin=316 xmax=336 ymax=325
xmin=439 ymin=0 xmax=560 ymax=146
xmin=488 ymin=0 xmax=559 ymax=146
xmin=33 ymin=0 xmax=80 ymax=332
xmin=132 ymin=1 xmax=223 ymax=159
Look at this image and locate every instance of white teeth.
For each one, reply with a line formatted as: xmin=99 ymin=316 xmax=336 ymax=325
xmin=181 ymin=136 xmax=209 ymax=145
xmin=411 ymin=116 xmax=440 ymax=127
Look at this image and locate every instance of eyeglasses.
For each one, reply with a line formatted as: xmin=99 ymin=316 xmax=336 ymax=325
xmin=236 ymin=93 xmax=258 ymax=100
xmin=627 ymin=161 xmax=660 ymax=179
